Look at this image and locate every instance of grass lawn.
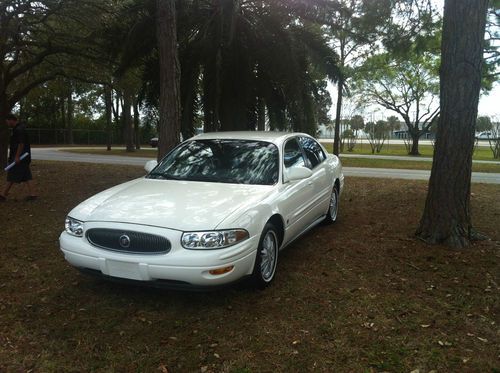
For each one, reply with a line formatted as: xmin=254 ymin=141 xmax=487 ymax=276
xmin=321 ymin=143 xmax=497 ymax=161
xmin=0 ymin=162 xmax=498 ymax=372
xmin=340 ymin=157 xmax=500 ymax=173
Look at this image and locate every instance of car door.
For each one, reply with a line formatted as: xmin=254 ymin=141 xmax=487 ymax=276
xmin=298 ymin=136 xmax=333 ymax=220
xmin=279 ymin=137 xmax=317 ymax=244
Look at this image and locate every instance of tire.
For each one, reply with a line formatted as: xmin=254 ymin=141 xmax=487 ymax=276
xmin=324 ymin=184 xmax=339 ymax=224
xmin=252 ymin=223 xmax=279 ymax=288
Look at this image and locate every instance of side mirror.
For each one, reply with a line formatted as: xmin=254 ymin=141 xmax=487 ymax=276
xmin=286 ymin=166 xmax=312 ymax=182
xmin=144 ymin=160 xmax=158 ymax=173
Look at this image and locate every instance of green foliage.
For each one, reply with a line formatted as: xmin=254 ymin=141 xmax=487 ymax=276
xmin=356 ymin=48 xmax=439 ymax=155
xmin=386 ymin=116 xmax=401 ymax=131
xmin=382 ymin=0 xmax=442 ymax=57
xmin=342 ymin=128 xmax=357 ymax=152
xmin=482 ymin=2 xmax=500 ymax=91
xmin=365 ymin=120 xmax=390 ymax=153
xmin=476 ymin=116 xmax=493 ymax=132
xmin=349 ymin=114 xmax=365 ymax=132
xmin=118 ymin=0 xmax=340 ymax=136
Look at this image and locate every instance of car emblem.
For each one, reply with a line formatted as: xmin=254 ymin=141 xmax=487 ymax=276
xmin=119 ymin=234 xmax=131 ymax=248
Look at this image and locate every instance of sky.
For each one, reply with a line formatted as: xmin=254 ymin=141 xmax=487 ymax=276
xmin=478 ymin=84 xmax=500 ymax=119
xmin=327 ymin=81 xmax=499 ymax=123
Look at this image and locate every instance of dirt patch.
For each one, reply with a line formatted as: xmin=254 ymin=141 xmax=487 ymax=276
xmin=0 ymin=162 xmax=498 ymax=372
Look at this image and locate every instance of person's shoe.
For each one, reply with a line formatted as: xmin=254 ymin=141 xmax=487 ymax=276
xmin=25 ymin=195 xmax=37 ymax=201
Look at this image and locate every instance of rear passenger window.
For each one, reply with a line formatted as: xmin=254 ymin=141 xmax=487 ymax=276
xmin=299 ymin=137 xmax=326 ymax=169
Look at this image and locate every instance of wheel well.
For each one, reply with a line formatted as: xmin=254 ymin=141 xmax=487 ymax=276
xmin=334 ymin=178 xmax=340 ymax=191
xmin=268 ymin=214 xmax=285 ymax=247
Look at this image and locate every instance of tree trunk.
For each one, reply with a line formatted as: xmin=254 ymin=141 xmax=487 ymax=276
xmin=156 ymin=0 xmax=181 ymax=160
xmin=333 ymin=78 xmax=343 ymax=156
xmin=123 ymin=86 xmax=134 ymax=152
xmin=0 ymin=111 xmax=8 ymax=169
xmin=416 ymin=0 xmax=488 ymax=248
xmin=409 ymin=132 xmax=420 ymax=155
xmin=67 ymin=89 xmax=74 ymax=145
xmin=180 ymin=56 xmax=198 ymax=140
xmin=0 ymin=81 xmax=9 ymax=168
xmin=133 ymin=98 xmax=141 ymax=150
xmin=104 ymin=85 xmax=113 ymax=151
xmin=257 ymin=96 xmax=265 ymax=131
xmin=113 ymin=89 xmax=121 ymax=130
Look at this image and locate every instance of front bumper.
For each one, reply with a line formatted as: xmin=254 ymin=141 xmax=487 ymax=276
xmin=59 ymin=222 xmax=258 ymax=287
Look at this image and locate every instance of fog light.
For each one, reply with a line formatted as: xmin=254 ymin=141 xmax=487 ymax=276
xmin=209 ymin=266 xmax=234 ymax=276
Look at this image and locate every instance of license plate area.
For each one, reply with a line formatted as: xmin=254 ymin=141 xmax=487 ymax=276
xmin=106 ymin=260 xmax=142 ymax=280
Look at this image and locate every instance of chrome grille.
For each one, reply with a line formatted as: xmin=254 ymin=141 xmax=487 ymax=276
xmin=86 ymin=229 xmax=171 ymax=254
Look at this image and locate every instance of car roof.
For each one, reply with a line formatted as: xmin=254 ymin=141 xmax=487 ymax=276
xmin=190 ymin=131 xmax=310 ymax=144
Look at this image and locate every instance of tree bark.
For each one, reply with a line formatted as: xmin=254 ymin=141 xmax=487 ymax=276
xmin=0 ymin=79 xmax=10 ymax=168
xmin=156 ymin=0 xmax=181 ymax=160
xmin=333 ymin=78 xmax=343 ymax=156
xmin=409 ymin=131 xmax=420 ymax=156
xmin=133 ymin=98 xmax=141 ymax=150
xmin=257 ymin=96 xmax=265 ymax=131
xmin=416 ymin=0 xmax=488 ymax=248
xmin=67 ymin=88 xmax=74 ymax=145
xmin=104 ymin=84 xmax=113 ymax=151
xmin=123 ymin=86 xmax=134 ymax=152
xmin=0 ymin=110 xmax=8 ymax=169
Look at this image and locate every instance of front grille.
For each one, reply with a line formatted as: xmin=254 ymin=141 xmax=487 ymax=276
xmin=86 ymin=228 xmax=171 ymax=254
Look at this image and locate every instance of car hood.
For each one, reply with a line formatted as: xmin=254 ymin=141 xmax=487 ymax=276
xmin=69 ymin=178 xmax=273 ymax=231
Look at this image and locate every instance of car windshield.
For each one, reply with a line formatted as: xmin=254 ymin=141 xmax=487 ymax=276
xmin=148 ymin=139 xmax=279 ymax=185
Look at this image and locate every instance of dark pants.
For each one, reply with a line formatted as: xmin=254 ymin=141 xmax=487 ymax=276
xmin=7 ymin=161 xmax=32 ymax=183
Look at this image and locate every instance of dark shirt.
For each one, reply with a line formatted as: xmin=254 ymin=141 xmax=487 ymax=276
xmin=9 ymin=122 xmax=31 ymax=163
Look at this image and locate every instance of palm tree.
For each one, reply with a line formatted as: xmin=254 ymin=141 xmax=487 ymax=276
xmin=117 ymin=0 xmax=340 ymax=137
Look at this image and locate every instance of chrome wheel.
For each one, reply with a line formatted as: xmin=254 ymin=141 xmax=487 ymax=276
xmin=325 ymin=185 xmax=339 ymax=224
xmin=260 ymin=230 xmax=278 ymax=282
xmin=252 ymin=223 xmax=279 ymax=288
xmin=329 ymin=187 xmax=338 ymax=221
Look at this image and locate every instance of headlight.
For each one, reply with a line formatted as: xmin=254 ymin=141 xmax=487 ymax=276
xmin=181 ymin=229 xmax=249 ymax=249
xmin=65 ymin=217 xmax=84 ymax=237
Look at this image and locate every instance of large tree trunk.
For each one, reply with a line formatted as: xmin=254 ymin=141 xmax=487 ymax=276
xmin=156 ymin=0 xmax=181 ymax=160
xmin=0 ymin=81 xmax=10 ymax=169
xmin=333 ymin=78 xmax=343 ymax=156
xmin=0 ymin=111 xmax=8 ymax=169
xmin=416 ymin=0 xmax=488 ymax=248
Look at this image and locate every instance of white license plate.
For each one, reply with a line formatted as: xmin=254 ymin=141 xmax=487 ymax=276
xmin=106 ymin=260 xmax=142 ymax=280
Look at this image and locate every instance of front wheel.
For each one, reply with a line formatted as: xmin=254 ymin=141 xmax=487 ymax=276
xmin=324 ymin=184 xmax=339 ymax=224
xmin=252 ymin=223 xmax=279 ymax=289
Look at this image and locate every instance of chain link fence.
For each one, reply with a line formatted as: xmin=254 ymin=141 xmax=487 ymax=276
xmin=26 ymin=128 xmax=152 ymax=146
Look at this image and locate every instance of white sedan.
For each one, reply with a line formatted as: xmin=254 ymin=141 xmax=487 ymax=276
xmin=60 ymin=132 xmax=344 ymax=289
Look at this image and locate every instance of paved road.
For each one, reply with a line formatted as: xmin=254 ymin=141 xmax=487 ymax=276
xmin=32 ymin=148 xmax=152 ymax=166
xmin=342 ymin=167 xmax=500 ymax=184
xmin=31 ymin=148 xmax=500 ymax=184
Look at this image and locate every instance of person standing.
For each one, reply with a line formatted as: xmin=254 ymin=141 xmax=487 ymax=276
xmin=0 ymin=114 xmax=37 ymax=201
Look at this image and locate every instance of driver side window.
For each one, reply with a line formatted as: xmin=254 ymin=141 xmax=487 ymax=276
xmin=284 ymin=138 xmax=306 ymax=169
